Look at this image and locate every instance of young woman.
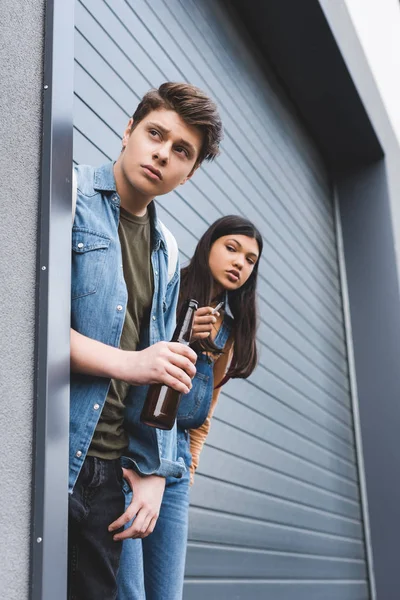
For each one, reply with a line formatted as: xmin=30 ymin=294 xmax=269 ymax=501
xmin=118 ymin=215 xmax=263 ymax=600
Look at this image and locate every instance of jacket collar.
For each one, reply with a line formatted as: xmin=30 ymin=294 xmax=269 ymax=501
xmin=93 ymin=161 xmax=117 ymax=192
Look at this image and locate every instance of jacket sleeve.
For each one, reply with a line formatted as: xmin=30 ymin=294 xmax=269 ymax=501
xmin=153 ymin=256 xmax=183 ymax=477
xmin=189 ymin=340 xmax=233 ymax=485
xmin=123 ymin=257 xmax=184 ymax=480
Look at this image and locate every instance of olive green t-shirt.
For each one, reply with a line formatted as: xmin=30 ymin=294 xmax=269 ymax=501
xmin=88 ymin=206 xmax=154 ymax=459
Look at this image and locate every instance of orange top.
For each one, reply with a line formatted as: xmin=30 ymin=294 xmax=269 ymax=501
xmin=189 ymin=312 xmax=234 ymax=485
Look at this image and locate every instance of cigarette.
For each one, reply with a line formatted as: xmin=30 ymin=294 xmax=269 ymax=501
xmin=211 ymin=301 xmax=224 ymax=314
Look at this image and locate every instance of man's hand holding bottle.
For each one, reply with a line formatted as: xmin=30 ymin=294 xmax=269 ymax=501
xmin=120 ymin=341 xmax=197 ymax=394
xmin=70 ymin=329 xmax=196 ymax=395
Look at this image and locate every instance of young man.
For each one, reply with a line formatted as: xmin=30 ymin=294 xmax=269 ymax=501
xmin=69 ymin=82 xmax=223 ymax=600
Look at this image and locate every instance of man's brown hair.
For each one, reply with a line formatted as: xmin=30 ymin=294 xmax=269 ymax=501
xmin=131 ymin=82 xmax=223 ymax=167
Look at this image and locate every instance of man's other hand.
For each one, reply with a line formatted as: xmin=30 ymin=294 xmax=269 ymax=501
xmin=108 ymin=469 xmax=166 ymax=540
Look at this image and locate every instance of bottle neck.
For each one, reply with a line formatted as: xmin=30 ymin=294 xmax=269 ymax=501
xmin=176 ymin=309 xmax=194 ymax=344
xmin=172 ymin=300 xmax=198 ymax=344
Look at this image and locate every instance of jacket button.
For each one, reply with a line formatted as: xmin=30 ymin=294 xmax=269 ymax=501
xmin=93 ymin=403 xmax=100 ymax=410
xmin=152 ymin=315 xmax=156 ymax=321
xmin=117 ymin=305 xmax=123 ymax=311
xmin=76 ymin=450 xmax=82 ymax=458
xmin=77 ymin=242 xmax=84 ymax=249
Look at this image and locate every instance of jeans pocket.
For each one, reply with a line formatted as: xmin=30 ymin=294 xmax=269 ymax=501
xmin=122 ymin=478 xmax=131 ymax=496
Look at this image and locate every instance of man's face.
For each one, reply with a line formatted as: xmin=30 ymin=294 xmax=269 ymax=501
xmin=119 ymin=109 xmax=204 ymax=199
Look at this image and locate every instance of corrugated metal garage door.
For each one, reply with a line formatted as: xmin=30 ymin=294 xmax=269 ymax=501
xmin=73 ymin=0 xmax=370 ymax=598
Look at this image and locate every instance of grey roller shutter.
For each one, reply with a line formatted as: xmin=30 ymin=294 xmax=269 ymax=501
xmin=74 ymin=0 xmax=370 ymax=598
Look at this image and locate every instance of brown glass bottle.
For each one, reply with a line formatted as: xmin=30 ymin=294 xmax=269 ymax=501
xmin=140 ymin=299 xmax=198 ymax=430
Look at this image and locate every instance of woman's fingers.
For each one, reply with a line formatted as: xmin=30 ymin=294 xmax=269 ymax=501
xmin=195 ymin=306 xmax=214 ymax=316
xmin=191 ymin=306 xmax=221 ymax=342
xmin=192 ymin=315 xmax=217 ymax=338
xmin=190 ymin=329 xmax=211 ymax=341
xmin=193 ymin=332 xmax=211 ymax=339
xmin=194 ymin=314 xmax=217 ymax=325
xmin=193 ymin=323 xmax=214 ymax=333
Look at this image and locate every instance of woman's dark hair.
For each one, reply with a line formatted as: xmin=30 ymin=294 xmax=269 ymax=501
xmin=179 ymin=215 xmax=263 ymax=380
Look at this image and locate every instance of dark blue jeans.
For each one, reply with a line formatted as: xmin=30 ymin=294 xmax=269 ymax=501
xmin=68 ymin=456 xmax=125 ymax=600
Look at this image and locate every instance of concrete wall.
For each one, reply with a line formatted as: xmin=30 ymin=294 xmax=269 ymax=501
xmin=320 ymin=3 xmax=400 ymax=598
xmin=0 ymin=0 xmax=44 ymax=598
xmin=322 ymin=0 xmax=400 ymax=287
xmin=344 ymin=0 xmax=400 ymax=144
xmin=344 ymin=0 xmax=400 ymax=281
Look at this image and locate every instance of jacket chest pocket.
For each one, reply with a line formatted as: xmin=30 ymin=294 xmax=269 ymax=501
xmin=71 ymin=229 xmax=111 ymax=299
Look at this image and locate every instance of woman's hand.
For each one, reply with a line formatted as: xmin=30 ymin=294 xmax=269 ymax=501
xmin=191 ymin=306 xmax=220 ymax=341
xmin=108 ymin=469 xmax=166 ymax=540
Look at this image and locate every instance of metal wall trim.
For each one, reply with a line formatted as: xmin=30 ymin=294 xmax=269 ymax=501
xmin=333 ymin=187 xmax=377 ymax=600
xmin=30 ymin=0 xmax=74 ymax=598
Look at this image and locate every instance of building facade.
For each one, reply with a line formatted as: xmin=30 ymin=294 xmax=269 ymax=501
xmin=2 ymin=1 xmax=400 ymax=599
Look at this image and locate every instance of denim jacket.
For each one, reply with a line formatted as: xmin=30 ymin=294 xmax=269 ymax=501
xmin=177 ymin=300 xmax=233 ymax=431
xmin=175 ymin=302 xmax=233 ymax=471
xmin=69 ymin=162 xmax=185 ymax=493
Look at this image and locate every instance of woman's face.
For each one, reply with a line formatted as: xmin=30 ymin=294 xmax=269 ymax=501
xmin=208 ymin=234 xmax=260 ymax=294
